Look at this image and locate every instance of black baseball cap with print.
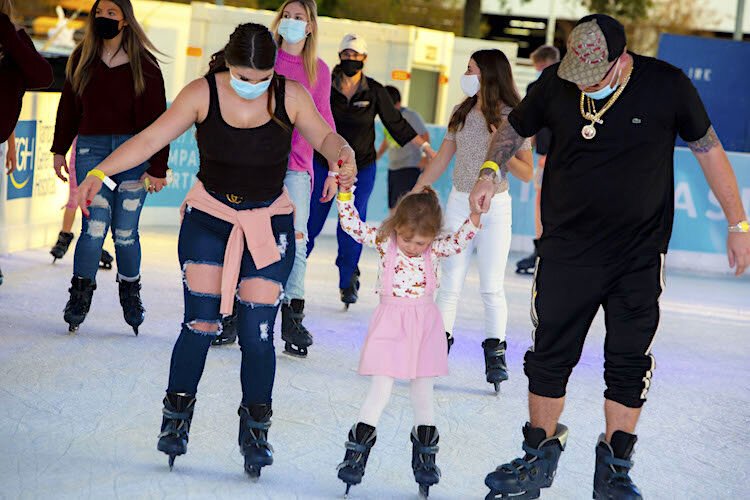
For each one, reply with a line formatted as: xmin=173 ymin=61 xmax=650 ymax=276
xmin=558 ymin=14 xmax=627 ymax=87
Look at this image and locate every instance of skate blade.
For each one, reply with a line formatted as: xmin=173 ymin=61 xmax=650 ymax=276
xmin=418 ymin=484 xmax=430 ymax=498
xmin=343 ymin=483 xmax=353 ymax=498
xmin=485 ymin=488 xmax=541 ymax=500
xmin=168 ymin=455 xmax=176 ymax=470
xmin=245 ymin=465 xmax=262 ymax=481
xmin=67 ymin=324 xmax=79 ymax=335
xmin=515 ymin=268 xmax=533 ymax=275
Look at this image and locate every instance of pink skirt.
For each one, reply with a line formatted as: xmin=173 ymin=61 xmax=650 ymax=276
xmin=358 ymin=294 xmax=448 ymax=379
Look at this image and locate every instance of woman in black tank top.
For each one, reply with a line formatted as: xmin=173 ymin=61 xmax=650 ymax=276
xmin=75 ymin=23 xmax=356 ymax=479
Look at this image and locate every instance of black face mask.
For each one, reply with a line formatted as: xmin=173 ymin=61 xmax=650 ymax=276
xmin=94 ymin=17 xmax=122 ymax=40
xmin=340 ymin=59 xmax=364 ymax=77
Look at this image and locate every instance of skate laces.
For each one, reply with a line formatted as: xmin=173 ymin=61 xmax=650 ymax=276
xmin=604 ymin=455 xmax=635 ymax=483
xmin=498 ymin=443 xmax=548 ymax=479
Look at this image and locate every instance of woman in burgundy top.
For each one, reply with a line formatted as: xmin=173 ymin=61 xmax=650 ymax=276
xmin=51 ymin=0 xmax=168 ymax=335
xmin=0 ymin=0 xmax=53 ymax=286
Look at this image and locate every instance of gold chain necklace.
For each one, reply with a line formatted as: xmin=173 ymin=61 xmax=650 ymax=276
xmin=578 ymin=66 xmax=633 ymax=140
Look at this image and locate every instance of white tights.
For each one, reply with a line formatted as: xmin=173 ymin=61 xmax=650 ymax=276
xmin=357 ymin=375 xmax=435 ymax=427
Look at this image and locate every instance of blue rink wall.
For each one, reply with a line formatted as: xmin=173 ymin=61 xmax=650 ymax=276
xmin=143 ymin=122 xmax=749 ymax=274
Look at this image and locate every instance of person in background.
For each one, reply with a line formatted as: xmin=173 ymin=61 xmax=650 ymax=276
xmin=376 ymin=85 xmax=430 ymax=212
xmin=515 ymin=44 xmax=560 ymax=275
xmin=0 ymin=0 xmax=54 ymax=286
xmin=51 ymin=0 xmax=169 ymax=334
xmin=49 ymin=136 xmax=115 ymax=270
xmin=413 ymin=49 xmax=533 ymax=393
xmin=306 ymin=33 xmax=436 ymax=310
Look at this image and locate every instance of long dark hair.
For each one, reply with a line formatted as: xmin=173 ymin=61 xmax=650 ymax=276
xmin=67 ymin=0 xmax=162 ymax=96
xmin=207 ymin=23 xmax=289 ymax=132
xmin=448 ymin=49 xmax=521 ymax=134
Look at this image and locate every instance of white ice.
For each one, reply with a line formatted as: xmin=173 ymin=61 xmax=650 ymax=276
xmin=1 ymin=231 xmax=748 ymax=499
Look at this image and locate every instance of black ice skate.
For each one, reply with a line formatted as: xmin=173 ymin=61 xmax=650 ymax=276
xmin=63 ymin=276 xmax=96 ymax=333
xmin=118 ymin=277 xmax=145 ymax=335
xmin=212 ymin=300 xmax=239 ymax=346
xmin=157 ymin=393 xmax=196 ymax=470
xmin=482 ymin=339 xmax=509 ymax=393
xmin=340 ymin=267 xmax=360 ymax=310
xmin=411 ymin=425 xmax=441 ymax=498
xmin=516 ymin=240 xmax=538 ymax=275
xmin=50 ymin=231 xmax=74 ymax=263
xmin=99 ymin=249 xmax=113 ymax=270
xmin=281 ymin=299 xmax=313 ymax=357
xmin=446 ymin=332 xmax=454 ymax=354
xmin=593 ymin=431 xmax=642 ymax=500
xmin=238 ymin=403 xmax=274 ymax=480
xmin=0 ymin=266 xmax=3 ymax=286
xmin=337 ymin=422 xmax=377 ymax=496
xmin=485 ymin=423 xmax=568 ymax=500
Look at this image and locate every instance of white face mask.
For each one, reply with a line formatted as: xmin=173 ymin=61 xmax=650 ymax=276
xmin=278 ymin=18 xmax=307 ymax=44
xmin=460 ymin=74 xmax=480 ymax=97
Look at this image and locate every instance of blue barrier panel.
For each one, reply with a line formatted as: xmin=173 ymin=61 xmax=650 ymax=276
xmin=657 ymin=34 xmax=750 ymax=153
xmin=145 ymin=121 xmax=750 ymax=257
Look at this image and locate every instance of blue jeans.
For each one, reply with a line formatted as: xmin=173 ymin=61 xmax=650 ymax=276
xmin=73 ymin=135 xmax=148 ymax=280
xmin=283 ymin=170 xmax=311 ymax=301
xmin=307 ymin=158 xmax=377 ymax=289
xmin=167 ymin=194 xmax=295 ymax=405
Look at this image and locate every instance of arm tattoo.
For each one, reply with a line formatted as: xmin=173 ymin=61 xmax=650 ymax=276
xmin=688 ymin=126 xmax=721 ymax=154
xmin=483 ymin=121 xmax=526 ymax=179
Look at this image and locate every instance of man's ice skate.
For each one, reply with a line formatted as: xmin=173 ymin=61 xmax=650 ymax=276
xmin=340 ymin=267 xmax=360 ymax=310
xmin=238 ymin=403 xmax=274 ymax=481
xmin=411 ymin=425 xmax=441 ymax=498
xmin=118 ymin=277 xmax=145 ymax=335
xmin=281 ymin=299 xmax=313 ymax=357
xmin=482 ymin=339 xmax=509 ymax=393
xmin=157 ymin=393 xmax=195 ymax=470
xmin=337 ymin=422 xmax=377 ymax=496
xmin=50 ymin=231 xmax=74 ymax=263
xmin=593 ymin=431 xmax=642 ymax=500
xmin=99 ymin=249 xmax=114 ymax=270
xmin=212 ymin=302 xmax=238 ymax=346
xmin=485 ymin=423 xmax=568 ymax=499
xmin=63 ymin=276 xmax=96 ymax=333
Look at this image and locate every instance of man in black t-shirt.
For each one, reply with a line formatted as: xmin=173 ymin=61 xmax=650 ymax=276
xmin=470 ymin=14 xmax=750 ymax=500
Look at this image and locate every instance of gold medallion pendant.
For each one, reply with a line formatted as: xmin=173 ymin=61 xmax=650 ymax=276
xmin=581 ymin=124 xmax=597 ymax=140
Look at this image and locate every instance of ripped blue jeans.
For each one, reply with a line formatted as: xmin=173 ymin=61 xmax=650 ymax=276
xmin=167 ymin=193 xmax=295 ymax=406
xmin=73 ymin=135 xmax=149 ymax=280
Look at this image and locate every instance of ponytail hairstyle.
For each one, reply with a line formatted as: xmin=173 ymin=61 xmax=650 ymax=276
xmin=448 ymin=49 xmax=521 ymax=134
xmin=270 ymin=0 xmax=320 ymax=85
xmin=67 ymin=0 xmax=163 ymax=96
xmin=207 ymin=22 xmax=290 ymax=133
xmin=377 ymin=186 xmax=443 ymax=244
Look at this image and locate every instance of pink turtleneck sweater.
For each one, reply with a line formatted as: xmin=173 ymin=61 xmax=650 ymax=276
xmin=275 ymin=48 xmax=336 ymax=182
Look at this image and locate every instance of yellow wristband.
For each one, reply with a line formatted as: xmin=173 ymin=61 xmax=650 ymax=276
xmin=481 ymin=161 xmax=500 ymax=174
xmin=337 ymin=192 xmax=353 ymax=202
xmin=87 ymin=168 xmax=106 ymax=182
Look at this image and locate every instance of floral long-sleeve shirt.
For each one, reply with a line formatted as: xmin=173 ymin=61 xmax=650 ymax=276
xmin=338 ymin=198 xmax=479 ymax=298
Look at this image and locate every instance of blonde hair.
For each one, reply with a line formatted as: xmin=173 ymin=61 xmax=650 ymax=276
xmin=377 ymin=187 xmax=443 ymax=244
xmin=0 ymin=0 xmax=15 ymax=20
xmin=270 ymin=0 xmax=319 ymax=85
xmin=67 ymin=0 xmax=163 ymax=96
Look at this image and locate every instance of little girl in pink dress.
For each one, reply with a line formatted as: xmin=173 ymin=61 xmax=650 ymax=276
xmin=335 ymin=186 xmax=481 ymax=497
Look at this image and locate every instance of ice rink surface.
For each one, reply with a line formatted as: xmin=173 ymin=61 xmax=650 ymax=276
xmin=1 ymin=230 xmax=748 ymax=499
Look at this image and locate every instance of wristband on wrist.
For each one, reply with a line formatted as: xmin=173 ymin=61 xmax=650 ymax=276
xmin=337 ymin=191 xmax=353 ymax=201
xmin=481 ymin=160 xmax=500 ymax=174
xmin=87 ymin=168 xmax=106 ymax=181
xmin=728 ymin=220 xmax=749 ymax=233
xmin=328 ymin=171 xmax=339 ymax=178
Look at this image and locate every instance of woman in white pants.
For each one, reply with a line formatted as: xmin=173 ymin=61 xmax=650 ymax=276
xmin=413 ymin=49 xmax=532 ymax=391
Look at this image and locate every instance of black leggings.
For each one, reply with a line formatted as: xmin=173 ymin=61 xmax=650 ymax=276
xmin=524 ymin=254 xmax=665 ymax=408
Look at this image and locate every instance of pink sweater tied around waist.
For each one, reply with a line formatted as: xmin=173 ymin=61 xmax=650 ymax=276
xmin=181 ymin=181 xmax=295 ymax=315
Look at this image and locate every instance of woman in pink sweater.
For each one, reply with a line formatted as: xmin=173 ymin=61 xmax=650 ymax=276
xmin=212 ymin=0 xmax=335 ymax=355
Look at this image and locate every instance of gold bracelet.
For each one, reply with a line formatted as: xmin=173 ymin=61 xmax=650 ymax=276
xmin=337 ymin=191 xmax=353 ymax=202
xmin=481 ymin=160 xmax=500 ymax=173
xmin=86 ymin=168 xmax=106 ymax=182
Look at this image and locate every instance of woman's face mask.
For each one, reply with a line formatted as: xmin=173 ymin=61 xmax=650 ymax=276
xmin=278 ymin=18 xmax=307 ymax=44
xmin=230 ymin=70 xmax=272 ymax=100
